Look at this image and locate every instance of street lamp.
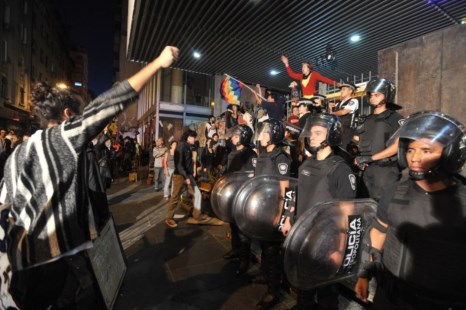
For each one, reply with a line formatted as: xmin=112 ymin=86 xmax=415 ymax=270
xmin=56 ymin=82 xmax=69 ymax=90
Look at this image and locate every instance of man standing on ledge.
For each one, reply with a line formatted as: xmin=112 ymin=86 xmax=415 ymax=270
xmin=281 ymin=55 xmax=340 ymax=98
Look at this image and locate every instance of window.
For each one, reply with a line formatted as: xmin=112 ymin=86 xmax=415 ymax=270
xmin=1 ymin=40 xmax=7 ymax=62
xmin=1 ymin=76 xmax=8 ymax=98
xmin=185 ymin=72 xmax=212 ymax=107
xmin=22 ymin=25 xmax=27 ymax=44
xmin=160 ymin=68 xmax=173 ymax=103
xmin=18 ymin=56 xmax=24 ymax=68
xmin=19 ymin=86 xmax=25 ymax=106
xmin=3 ymin=5 xmax=11 ymax=30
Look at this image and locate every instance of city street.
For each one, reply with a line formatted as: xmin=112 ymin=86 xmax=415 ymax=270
xmin=109 ymin=172 xmax=364 ymax=310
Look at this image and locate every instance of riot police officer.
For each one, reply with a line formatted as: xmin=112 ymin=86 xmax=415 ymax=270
xmin=355 ymin=111 xmax=466 ymax=309
xmin=252 ymin=119 xmax=292 ymax=309
xmin=282 ymin=113 xmax=357 ymax=309
xmin=354 ymin=78 xmax=404 ymax=200
xmin=329 ymin=83 xmax=359 ymax=149
xmin=222 ymin=125 xmax=257 ymax=275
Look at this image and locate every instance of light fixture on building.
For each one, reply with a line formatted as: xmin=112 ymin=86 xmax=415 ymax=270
xmin=350 ymin=34 xmax=361 ymax=42
xmin=56 ymin=82 xmax=68 ymax=90
xmin=193 ymin=51 xmax=201 ymax=59
xmin=312 ymin=43 xmax=337 ymax=70
xmin=270 ymin=69 xmax=279 ymax=76
xmin=325 ymin=43 xmax=336 ymax=61
xmin=74 ymin=81 xmax=83 ymax=87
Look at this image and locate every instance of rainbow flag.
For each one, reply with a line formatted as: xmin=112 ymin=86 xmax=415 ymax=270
xmin=220 ymin=76 xmax=243 ymax=105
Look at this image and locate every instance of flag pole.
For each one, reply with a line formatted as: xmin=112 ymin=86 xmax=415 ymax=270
xmin=225 ymin=74 xmax=267 ymax=101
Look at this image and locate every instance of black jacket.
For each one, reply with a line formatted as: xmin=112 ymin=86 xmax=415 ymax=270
xmin=174 ymin=141 xmax=194 ymax=179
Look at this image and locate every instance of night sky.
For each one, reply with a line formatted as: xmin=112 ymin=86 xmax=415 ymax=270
xmin=53 ymin=0 xmax=116 ymax=96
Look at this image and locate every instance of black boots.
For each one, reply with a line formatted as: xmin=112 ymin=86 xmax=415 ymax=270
xmin=223 ymin=250 xmax=239 ymax=260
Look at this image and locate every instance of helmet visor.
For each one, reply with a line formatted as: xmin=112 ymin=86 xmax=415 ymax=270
xmin=394 ymin=112 xmax=464 ymax=147
xmin=299 ymin=115 xmax=331 ymax=140
xmin=253 ymin=122 xmax=272 ymax=145
xmin=225 ymin=125 xmax=242 ymax=140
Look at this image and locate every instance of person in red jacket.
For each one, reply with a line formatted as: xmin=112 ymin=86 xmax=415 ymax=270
xmin=281 ymin=55 xmax=339 ymax=98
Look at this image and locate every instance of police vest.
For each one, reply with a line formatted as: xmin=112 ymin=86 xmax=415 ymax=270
xmin=335 ymin=98 xmax=356 ymax=128
xmin=226 ymin=147 xmax=257 ymax=173
xmin=296 ymin=156 xmax=345 ymax=217
xmin=357 ymin=110 xmax=398 ymax=157
xmin=382 ymin=180 xmax=466 ymax=298
xmin=255 ymin=147 xmax=290 ymax=177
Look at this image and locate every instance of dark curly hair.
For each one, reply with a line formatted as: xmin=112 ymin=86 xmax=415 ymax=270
xmin=31 ymin=82 xmax=82 ymax=127
xmin=181 ymin=129 xmax=197 ymax=142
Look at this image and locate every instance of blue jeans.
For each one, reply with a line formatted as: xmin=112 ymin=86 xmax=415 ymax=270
xmin=163 ymin=168 xmax=174 ymax=197
xmin=153 ymin=166 xmax=165 ymax=190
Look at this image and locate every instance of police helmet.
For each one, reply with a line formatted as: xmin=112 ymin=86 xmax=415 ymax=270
xmin=365 ymin=78 xmax=396 ymax=104
xmin=300 ymin=113 xmax=342 ymax=153
xmin=225 ymin=124 xmax=253 ymax=146
xmin=253 ymin=119 xmax=285 ymax=146
xmin=397 ymin=111 xmax=466 ymax=178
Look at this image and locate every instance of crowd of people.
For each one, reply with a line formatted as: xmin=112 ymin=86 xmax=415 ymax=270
xmin=0 ymin=45 xmax=465 ymax=310
xmin=148 ymin=57 xmax=465 ymax=310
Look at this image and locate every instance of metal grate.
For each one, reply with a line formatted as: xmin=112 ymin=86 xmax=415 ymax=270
xmin=127 ymin=0 xmax=466 ymax=90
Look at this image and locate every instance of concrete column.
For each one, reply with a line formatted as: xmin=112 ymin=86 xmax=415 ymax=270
xmin=171 ymin=69 xmax=183 ymax=104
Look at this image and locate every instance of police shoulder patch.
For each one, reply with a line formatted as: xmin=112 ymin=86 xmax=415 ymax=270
xmin=349 ymin=174 xmax=357 ymax=191
xmin=278 ymin=163 xmax=288 ymax=175
xmin=347 ymin=99 xmax=357 ymax=107
xmin=398 ymin=118 xmax=405 ymax=126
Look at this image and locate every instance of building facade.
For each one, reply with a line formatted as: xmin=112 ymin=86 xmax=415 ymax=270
xmin=0 ymin=0 xmax=81 ymax=134
xmin=114 ymin=0 xmax=214 ymax=150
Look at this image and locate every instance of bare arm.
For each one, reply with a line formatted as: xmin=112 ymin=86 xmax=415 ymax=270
xmin=128 ymin=46 xmax=179 ymax=92
xmin=332 ymin=109 xmax=352 ymax=116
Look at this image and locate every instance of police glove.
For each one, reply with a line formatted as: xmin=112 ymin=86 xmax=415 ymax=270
xmin=355 ymin=155 xmax=373 ymax=169
xmin=357 ymin=247 xmax=383 ymax=279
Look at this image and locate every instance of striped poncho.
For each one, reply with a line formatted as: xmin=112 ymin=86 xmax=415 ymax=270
xmin=0 ymin=80 xmax=137 ymax=271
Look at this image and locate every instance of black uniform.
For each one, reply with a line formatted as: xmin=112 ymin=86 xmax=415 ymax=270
xmin=334 ymin=98 xmax=358 ymax=149
xmin=356 ymin=109 xmax=403 ymax=200
xmin=254 ymin=146 xmax=292 ymax=299
xmin=225 ymin=146 xmax=256 ymax=174
xmin=296 ymin=154 xmax=356 ymax=217
xmin=293 ymin=154 xmax=357 ymax=309
xmin=372 ymin=179 xmax=466 ymax=309
xmin=225 ymin=146 xmax=257 ymax=270
xmin=255 ymin=147 xmax=291 ymax=177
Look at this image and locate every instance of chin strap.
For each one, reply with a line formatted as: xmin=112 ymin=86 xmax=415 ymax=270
xmin=408 ymin=166 xmax=442 ymax=182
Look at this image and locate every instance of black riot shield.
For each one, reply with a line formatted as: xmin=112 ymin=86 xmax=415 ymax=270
xmin=283 ymin=199 xmax=377 ymax=290
xmin=232 ymin=175 xmax=298 ymax=241
xmin=210 ymin=171 xmax=254 ymax=222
